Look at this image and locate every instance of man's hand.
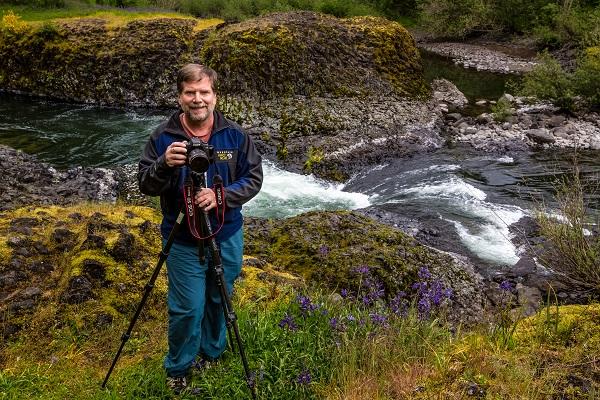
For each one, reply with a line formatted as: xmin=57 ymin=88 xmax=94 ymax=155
xmin=165 ymin=141 xmax=188 ymax=167
xmin=195 ymin=187 xmax=217 ymax=211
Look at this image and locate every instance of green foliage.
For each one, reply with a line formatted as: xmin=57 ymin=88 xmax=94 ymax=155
xmin=535 ymin=162 xmax=600 ymax=293
xmin=490 ymin=97 xmax=514 ymax=122
xmin=519 ymin=49 xmax=600 ymax=110
xmin=572 ymin=46 xmax=600 ymax=107
xmin=419 ymin=0 xmax=490 ymax=38
xmin=518 ymin=52 xmax=576 ymax=111
xmin=491 ymin=0 xmax=550 ymax=34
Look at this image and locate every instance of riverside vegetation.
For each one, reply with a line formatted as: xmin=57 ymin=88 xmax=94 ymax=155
xmin=0 ymin=200 xmax=599 ymax=399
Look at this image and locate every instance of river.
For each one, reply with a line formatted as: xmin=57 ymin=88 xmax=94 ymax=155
xmin=1 ymin=54 xmax=599 ymax=268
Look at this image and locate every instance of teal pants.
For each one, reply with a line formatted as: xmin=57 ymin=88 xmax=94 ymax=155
xmin=163 ymin=228 xmax=243 ymax=377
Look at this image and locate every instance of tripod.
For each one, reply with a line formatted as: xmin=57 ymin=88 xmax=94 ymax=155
xmin=102 ymin=172 xmax=257 ymax=399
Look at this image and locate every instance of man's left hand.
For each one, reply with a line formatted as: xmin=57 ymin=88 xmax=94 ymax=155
xmin=195 ymin=188 xmax=217 ymax=211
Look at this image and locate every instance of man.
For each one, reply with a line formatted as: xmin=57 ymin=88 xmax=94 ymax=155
xmin=138 ymin=64 xmax=263 ymax=394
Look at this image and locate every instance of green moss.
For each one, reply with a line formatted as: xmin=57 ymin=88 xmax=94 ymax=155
xmin=245 ymin=211 xmax=452 ymax=296
xmin=0 ymin=203 xmax=163 ymax=344
xmin=200 ymin=12 xmax=427 ymax=99
xmin=303 ymin=146 xmax=324 ymax=173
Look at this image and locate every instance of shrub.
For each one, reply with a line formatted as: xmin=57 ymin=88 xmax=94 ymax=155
xmin=518 ymin=52 xmax=575 ymax=111
xmin=572 ymin=46 xmax=600 ymax=108
xmin=536 ymin=163 xmax=600 ymax=294
xmin=491 ymin=97 xmax=514 ymax=122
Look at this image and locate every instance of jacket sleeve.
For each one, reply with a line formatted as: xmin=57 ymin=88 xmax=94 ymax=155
xmin=137 ymin=132 xmax=175 ymax=196
xmin=224 ymin=132 xmax=263 ymax=208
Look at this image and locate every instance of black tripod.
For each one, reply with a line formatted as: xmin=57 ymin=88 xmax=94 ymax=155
xmin=102 ymin=172 xmax=257 ymax=399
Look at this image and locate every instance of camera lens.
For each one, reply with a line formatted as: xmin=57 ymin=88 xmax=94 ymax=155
xmin=188 ymin=149 xmax=210 ymax=173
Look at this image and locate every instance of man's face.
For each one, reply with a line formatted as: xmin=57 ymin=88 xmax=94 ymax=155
xmin=178 ymin=76 xmax=217 ymax=124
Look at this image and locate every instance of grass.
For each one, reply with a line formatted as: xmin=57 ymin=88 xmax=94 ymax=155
xmin=0 ymin=0 xmax=419 ymax=25
xmin=0 ymin=1 xmax=191 ymax=22
xmin=2 ymin=255 xmax=599 ymax=399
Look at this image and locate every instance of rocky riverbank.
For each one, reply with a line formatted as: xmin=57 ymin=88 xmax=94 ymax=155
xmin=418 ymin=41 xmax=538 ymax=74
xmin=0 ymin=145 xmax=120 ymax=211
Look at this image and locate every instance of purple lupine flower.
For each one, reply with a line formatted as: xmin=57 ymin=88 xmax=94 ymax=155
xmin=430 ymin=281 xmax=445 ymax=306
xmin=346 ymin=314 xmax=356 ymax=322
xmin=340 ymin=288 xmax=350 ymax=298
xmin=297 ymin=294 xmax=318 ymax=314
xmin=319 ymin=245 xmax=329 ymax=256
xmin=444 ymin=287 xmax=453 ymax=299
xmin=296 ymin=369 xmax=312 ymax=385
xmin=247 ymin=369 xmax=265 ymax=387
xmin=418 ymin=266 xmax=432 ymax=280
xmin=365 ymin=277 xmax=385 ymax=300
xmin=499 ymin=280 xmax=513 ymax=292
xmin=412 ymin=281 xmax=428 ymax=293
xmin=354 ymin=265 xmax=370 ymax=275
xmin=278 ymin=313 xmax=298 ymax=331
xmin=417 ymin=297 xmax=431 ymax=319
xmin=361 ymin=295 xmax=373 ymax=306
xmin=330 ymin=317 xmax=340 ymax=330
xmin=390 ymin=292 xmax=408 ymax=316
xmin=370 ymin=313 xmax=388 ymax=326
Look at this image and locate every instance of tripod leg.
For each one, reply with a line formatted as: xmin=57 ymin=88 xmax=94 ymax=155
xmin=102 ymin=210 xmax=185 ymax=388
xmin=201 ymin=213 xmax=257 ymax=400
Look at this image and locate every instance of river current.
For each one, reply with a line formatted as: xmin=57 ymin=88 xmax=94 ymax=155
xmin=2 ymin=77 xmax=599 ymax=268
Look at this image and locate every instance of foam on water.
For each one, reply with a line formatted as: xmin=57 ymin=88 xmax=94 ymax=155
xmin=395 ymin=175 xmax=525 ymax=265
xmin=400 ymin=175 xmax=487 ymax=201
xmin=244 ymin=160 xmax=371 ymax=218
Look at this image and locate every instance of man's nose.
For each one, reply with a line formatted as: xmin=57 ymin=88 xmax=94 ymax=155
xmin=193 ymin=92 xmax=202 ymax=102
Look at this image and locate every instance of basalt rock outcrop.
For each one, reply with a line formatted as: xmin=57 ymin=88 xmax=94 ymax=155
xmin=0 ymin=12 xmax=428 ymax=106
xmin=0 ymin=12 xmax=440 ymax=181
xmin=0 ymin=145 xmax=119 ymax=211
xmin=244 ymin=211 xmax=487 ymax=324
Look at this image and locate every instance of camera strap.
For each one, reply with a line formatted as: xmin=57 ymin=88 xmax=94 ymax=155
xmin=182 ymin=175 xmax=226 ymax=241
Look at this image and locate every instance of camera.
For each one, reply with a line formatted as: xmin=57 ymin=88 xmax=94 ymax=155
xmin=186 ymin=138 xmax=214 ymax=173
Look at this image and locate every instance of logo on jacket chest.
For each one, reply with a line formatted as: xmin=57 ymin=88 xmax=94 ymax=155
xmin=216 ymin=150 xmax=235 ymax=162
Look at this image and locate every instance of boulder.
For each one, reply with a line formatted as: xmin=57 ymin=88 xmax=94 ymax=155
xmin=526 ymin=128 xmax=555 ymax=144
xmin=0 ymin=12 xmax=428 ymax=106
xmin=245 ymin=211 xmax=487 ymax=324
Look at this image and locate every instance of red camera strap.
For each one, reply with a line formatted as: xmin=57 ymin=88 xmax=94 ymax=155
xmin=182 ymin=179 xmax=226 ymax=240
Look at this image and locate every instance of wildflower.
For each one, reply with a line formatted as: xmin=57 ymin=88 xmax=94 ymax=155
xmin=418 ymin=266 xmax=432 ymax=280
xmin=499 ymin=280 xmax=513 ymax=292
xmin=364 ymin=277 xmax=385 ymax=300
xmin=297 ymin=294 xmax=318 ymax=315
xmin=417 ymin=297 xmax=431 ymax=319
xmin=412 ymin=281 xmax=428 ymax=293
xmin=330 ymin=317 xmax=345 ymax=331
xmin=330 ymin=317 xmax=339 ymax=330
xmin=370 ymin=313 xmax=388 ymax=327
xmin=278 ymin=313 xmax=298 ymax=331
xmin=390 ymin=292 xmax=408 ymax=316
xmin=353 ymin=265 xmax=370 ymax=275
xmin=340 ymin=288 xmax=350 ymax=298
xmin=444 ymin=287 xmax=453 ymax=299
xmin=346 ymin=314 xmax=356 ymax=322
xmin=319 ymin=245 xmax=329 ymax=256
xmin=296 ymin=369 xmax=312 ymax=385
xmin=247 ymin=368 xmax=264 ymax=388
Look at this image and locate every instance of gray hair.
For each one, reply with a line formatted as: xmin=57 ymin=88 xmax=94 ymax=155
xmin=177 ymin=64 xmax=218 ymax=94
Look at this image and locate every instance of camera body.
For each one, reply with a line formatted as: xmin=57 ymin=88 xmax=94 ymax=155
xmin=186 ymin=138 xmax=215 ymax=173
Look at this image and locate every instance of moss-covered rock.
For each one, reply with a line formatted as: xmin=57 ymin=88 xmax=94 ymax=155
xmin=0 ymin=15 xmax=215 ymax=106
xmin=245 ymin=211 xmax=486 ymax=323
xmin=0 ymin=11 xmax=427 ymax=106
xmin=202 ymin=12 xmax=428 ymax=99
xmin=0 ymin=203 xmax=164 ymax=339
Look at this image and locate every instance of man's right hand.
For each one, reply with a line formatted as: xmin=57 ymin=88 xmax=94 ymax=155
xmin=165 ymin=141 xmax=188 ymax=167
